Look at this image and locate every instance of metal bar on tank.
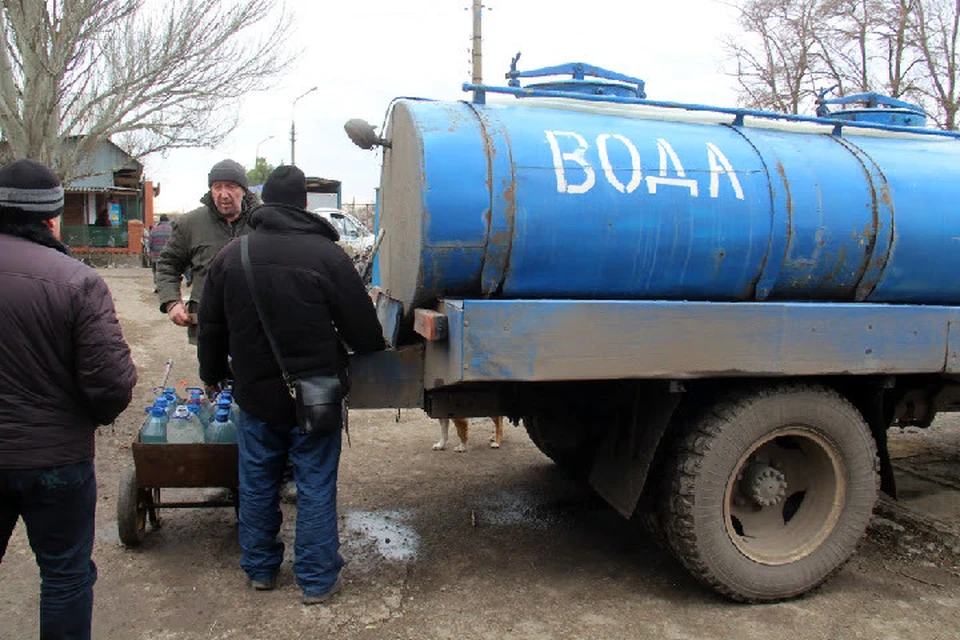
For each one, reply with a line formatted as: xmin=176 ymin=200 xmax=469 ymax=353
xmin=462 ymin=83 xmax=960 ymax=139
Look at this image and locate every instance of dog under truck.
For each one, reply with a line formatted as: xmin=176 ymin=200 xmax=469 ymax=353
xmin=347 ymin=60 xmax=960 ymax=602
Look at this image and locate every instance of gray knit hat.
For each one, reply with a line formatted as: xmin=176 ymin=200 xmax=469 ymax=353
xmin=207 ymin=159 xmax=248 ymax=190
xmin=0 ymin=159 xmax=64 ymax=219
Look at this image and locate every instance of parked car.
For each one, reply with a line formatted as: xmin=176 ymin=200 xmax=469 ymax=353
xmin=311 ymin=208 xmax=374 ymax=256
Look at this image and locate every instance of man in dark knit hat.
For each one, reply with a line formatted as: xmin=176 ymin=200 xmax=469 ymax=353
xmin=198 ymin=165 xmax=384 ymax=605
xmin=0 ymin=159 xmax=137 ymax=639
xmin=155 ymin=158 xmax=259 ymax=345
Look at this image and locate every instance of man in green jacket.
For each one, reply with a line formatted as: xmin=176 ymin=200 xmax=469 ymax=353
xmin=156 ymin=159 xmax=259 ymax=344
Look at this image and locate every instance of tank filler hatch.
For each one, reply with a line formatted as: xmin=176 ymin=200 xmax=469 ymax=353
xmin=815 ymin=89 xmax=927 ymax=127
xmin=504 ymin=52 xmax=646 ymax=99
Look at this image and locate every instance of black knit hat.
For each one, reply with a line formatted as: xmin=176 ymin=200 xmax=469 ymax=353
xmin=262 ymin=165 xmax=307 ymax=208
xmin=0 ymin=159 xmax=64 ymax=219
xmin=207 ymin=159 xmax=248 ymax=191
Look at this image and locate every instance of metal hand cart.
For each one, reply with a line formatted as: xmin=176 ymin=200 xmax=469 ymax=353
xmin=117 ymin=359 xmax=239 ymax=547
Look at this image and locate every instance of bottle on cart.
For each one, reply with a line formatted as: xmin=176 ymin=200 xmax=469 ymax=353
xmin=141 ymin=406 xmax=168 ymax=443
xmin=185 ymin=387 xmax=212 ymax=424
xmin=166 ymin=405 xmax=205 ymax=443
xmin=186 ymin=402 xmax=209 ymax=429
xmin=154 ymin=397 xmax=173 ymax=417
xmin=217 ymin=392 xmax=239 ymax=423
xmin=206 ymin=408 xmax=237 ymax=444
xmin=162 ymin=391 xmax=181 ymax=413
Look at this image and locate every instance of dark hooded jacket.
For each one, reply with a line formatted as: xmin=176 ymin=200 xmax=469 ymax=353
xmin=197 ymin=203 xmax=385 ymax=425
xmin=155 ymin=190 xmax=259 ymax=313
xmin=0 ymin=233 xmax=137 ymax=469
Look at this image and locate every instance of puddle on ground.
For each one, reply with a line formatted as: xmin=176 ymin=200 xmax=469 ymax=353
xmin=342 ymin=509 xmax=419 ymax=561
xmin=475 ymin=489 xmax=569 ymax=531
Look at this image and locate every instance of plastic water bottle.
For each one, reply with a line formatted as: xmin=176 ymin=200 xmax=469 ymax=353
xmin=162 ymin=391 xmax=181 ymax=413
xmin=154 ymin=397 xmax=173 ymax=418
xmin=141 ymin=406 xmax=168 ymax=443
xmin=185 ymin=388 xmax=212 ymax=421
xmin=166 ymin=405 xmax=205 ymax=443
xmin=206 ymin=408 xmax=237 ymax=444
xmin=217 ymin=393 xmax=239 ymax=423
xmin=186 ymin=402 xmax=209 ymax=429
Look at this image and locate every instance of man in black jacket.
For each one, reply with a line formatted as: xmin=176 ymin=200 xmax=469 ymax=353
xmin=0 ymin=159 xmax=138 ymax=638
xmin=198 ymin=165 xmax=384 ymax=604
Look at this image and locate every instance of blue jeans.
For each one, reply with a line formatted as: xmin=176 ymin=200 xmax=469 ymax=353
xmin=0 ymin=460 xmax=98 ymax=640
xmin=236 ymin=408 xmax=343 ymax=596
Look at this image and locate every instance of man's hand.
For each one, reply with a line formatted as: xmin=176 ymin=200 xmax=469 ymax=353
xmin=166 ymin=301 xmax=192 ymax=327
xmin=204 ymin=381 xmax=224 ymax=399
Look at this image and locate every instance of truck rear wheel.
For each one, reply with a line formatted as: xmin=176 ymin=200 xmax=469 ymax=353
xmin=522 ymin=414 xmax=592 ymax=477
xmin=663 ymin=385 xmax=879 ymax=602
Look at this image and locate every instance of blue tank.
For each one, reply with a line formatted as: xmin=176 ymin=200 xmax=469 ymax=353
xmin=374 ymin=63 xmax=960 ymax=316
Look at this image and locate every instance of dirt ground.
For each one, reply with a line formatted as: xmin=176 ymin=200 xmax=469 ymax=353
xmin=3 ymin=267 xmax=960 ymax=640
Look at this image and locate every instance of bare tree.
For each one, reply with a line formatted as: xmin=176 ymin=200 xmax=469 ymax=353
xmin=910 ymin=0 xmax=960 ymax=129
xmin=0 ymin=0 xmax=291 ymax=182
xmin=724 ymin=0 xmax=830 ymax=113
xmin=811 ymin=0 xmax=920 ymax=97
xmin=875 ymin=0 xmax=922 ymax=98
xmin=725 ymin=0 xmax=960 ymax=129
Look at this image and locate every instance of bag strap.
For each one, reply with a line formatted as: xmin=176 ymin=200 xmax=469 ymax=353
xmin=241 ymin=235 xmax=295 ymax=395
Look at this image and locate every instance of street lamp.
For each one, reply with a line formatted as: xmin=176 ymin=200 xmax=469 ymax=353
xmin=255 ymin=135 xmax=274 ymax=167
xmin=290 ymin=86 xmax=318 ymax=166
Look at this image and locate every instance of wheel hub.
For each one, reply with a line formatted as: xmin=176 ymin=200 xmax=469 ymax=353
xmin=740 ymin=463 xmax=787 ymax=507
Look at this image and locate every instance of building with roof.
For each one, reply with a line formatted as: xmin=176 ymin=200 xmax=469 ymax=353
xmin=59 ymin=139 xmax=156 ymax=262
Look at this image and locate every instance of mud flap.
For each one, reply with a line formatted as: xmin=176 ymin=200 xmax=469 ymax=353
xmin=588 ymin=385 xmax=682 ymax=518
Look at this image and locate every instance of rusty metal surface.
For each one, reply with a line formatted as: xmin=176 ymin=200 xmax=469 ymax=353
xmin=445 ymin=299 xmax=960 ymax=382
xmin=468 ymin=104 xmax=517 ymax=296
xmin=379 ymin=97 xmax=960 ymax=311
xmin=348 ymin=345 xmax=425 ymax=409
xmin=831 ymin=136 xmax=895 ymax=301
xmin=132 ymin=442 xmax=238 ymax=488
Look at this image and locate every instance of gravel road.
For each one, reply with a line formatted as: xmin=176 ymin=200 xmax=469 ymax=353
xmin=2 ymin=267 xmax=959 ymax=640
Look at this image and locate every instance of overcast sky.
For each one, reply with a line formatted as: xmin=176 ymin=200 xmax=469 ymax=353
xmin=148 ymin=0 xmax=741 ymax=213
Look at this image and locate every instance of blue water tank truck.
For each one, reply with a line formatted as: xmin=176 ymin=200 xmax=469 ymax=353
xmin=346 ymin=57 xmax=960 ymax=602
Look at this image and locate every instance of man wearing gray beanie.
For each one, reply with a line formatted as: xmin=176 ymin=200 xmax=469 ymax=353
xmin=155 ymin=158 xmax=259 ymax=345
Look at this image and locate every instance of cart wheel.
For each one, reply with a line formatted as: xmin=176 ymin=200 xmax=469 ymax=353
xmin=117 ymin=467 xmax=148 ymax=547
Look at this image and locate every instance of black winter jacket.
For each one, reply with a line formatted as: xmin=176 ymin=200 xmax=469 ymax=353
xmin=0 ymin=234 xmax=137 ymax=469
xmin=198 ymin=203 xmax=385 ymax=425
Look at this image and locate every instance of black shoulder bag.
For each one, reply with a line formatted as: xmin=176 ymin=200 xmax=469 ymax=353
xmin=241 ymin=235 xmax=344 ymax=436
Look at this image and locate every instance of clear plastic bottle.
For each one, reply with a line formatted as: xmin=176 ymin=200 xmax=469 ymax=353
xmin=206 ymin=408 xmax=237 ymax=444
xmin=141 ymin=406 xmax=168 ymax=443
xmin=166 ymin=405 xmax=205 ymax=443
xmin=184 ymin=387 xmax=212 ymax=422
xmin=162 ymin=391 xmax=181 ymax=413
xmin=186 ymin=402 xmax=209 ymax=430
xmin=154 ymin=397 xmax=173 ymax=418
xmin=216 ymin=393 xmax=239 ymax=423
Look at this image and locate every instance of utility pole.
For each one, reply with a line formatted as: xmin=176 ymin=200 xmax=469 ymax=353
xmin=290 ymin=86 xmax=317 ymax=167
xmin=255 ymin=135 xmax=274 ymax=167
xmin=471 ymin=0 xmax=483 ymax=85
